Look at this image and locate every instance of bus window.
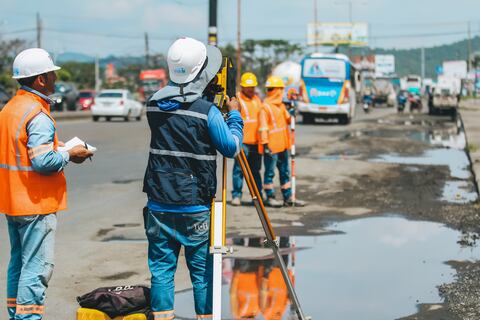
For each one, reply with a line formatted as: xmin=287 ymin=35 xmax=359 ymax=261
xmin=303 ymin=59 xmax=346 ymax=80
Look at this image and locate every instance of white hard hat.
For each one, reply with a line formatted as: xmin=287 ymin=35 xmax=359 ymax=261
xmin=167 ymin=37 xmax=207 ymax=84
xmin=12 ymin=48 xmax=61 ymax=79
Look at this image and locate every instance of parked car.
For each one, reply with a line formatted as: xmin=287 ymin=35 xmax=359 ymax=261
xmin=77 ymin=90 xmax=96 ymax=111
xmin=91 ymin=89 xmax=143 ymax=122
xmin=0 ymin=86 xmax=11 ymax=111
xmin=49 ymin=82 xmax=79 ymax=111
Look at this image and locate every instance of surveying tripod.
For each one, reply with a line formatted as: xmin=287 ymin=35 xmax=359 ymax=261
xmin=210 ymin=150 xmax=308 ymax=320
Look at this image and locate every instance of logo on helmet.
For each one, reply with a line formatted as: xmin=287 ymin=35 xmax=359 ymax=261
xmin=174 ymin=67 xmax=186 ymax=74
xmin=13 ymin=68 xmax=20 ymax=76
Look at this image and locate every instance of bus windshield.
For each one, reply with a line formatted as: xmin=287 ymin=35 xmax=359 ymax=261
xmin=303 ymin=59 xmax=346 ymax=80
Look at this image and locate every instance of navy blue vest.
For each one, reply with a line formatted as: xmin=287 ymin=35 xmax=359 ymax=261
xmin=143 ymin=99 xmax=217 ymax=205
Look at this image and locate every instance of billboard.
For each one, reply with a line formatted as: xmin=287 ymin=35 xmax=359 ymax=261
xmin=442 ymin=60 xmax=468 ymax=79
xmin=375 ymin=55 xmax=395 ymax=76
xmin=307 ymin=22 xmax=368 ymax=46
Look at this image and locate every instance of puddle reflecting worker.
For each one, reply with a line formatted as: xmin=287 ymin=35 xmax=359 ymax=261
xmin=0 ymin=48 xmax=93 ymax=320
xmin=259 ymin=77 xmax=306 ymax=207
xmin=230 ymin=238 xmax=293 ymax=320
xmin=143 ymin=37 xmax=243 ymax=320
xmin=231 ymin=72 xmax=263 ymax=206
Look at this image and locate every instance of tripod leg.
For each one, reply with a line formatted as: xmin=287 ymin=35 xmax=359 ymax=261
xmin=236 ymin=149 xmax=308 ymax=320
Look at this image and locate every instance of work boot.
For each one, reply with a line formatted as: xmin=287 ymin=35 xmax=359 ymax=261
xmin=264 ymin=197 xmax=283 ymax=208
xmin=284 ymin=197 xmax=306 ymax=207
xmin=231 ymin=197 xmax=241 ymax=206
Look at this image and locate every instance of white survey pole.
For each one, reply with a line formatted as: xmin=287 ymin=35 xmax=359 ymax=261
xmin=211 ymin=201 xmax=224 ymax=320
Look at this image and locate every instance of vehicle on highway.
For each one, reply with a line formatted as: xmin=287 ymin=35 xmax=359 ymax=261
xmin=404 ymin=75 xmax=422 ymax=95
xmin=362 ymin=87 xmax=374 ymax=113
xmin=91 ymin=89 xmax=143 ymax=122
xmin=372 ymin=77 xmax=397 ymax=107
xmin=408 ymin=93 xmax=423 ymax=112
xmin=0 ymin=85 xmax=11 ymax=111
xmin=397 ymin=90 xmax=408 ymax=113
xmin=77 ymin=90 xmax=96 ymax=111
xmin=429 ymin=76 xmax=460 ymax=118
xmin=298 ymin=53 xmax=357 ymax=125
xmin=49 ymin=82 xmax=79 ymax=111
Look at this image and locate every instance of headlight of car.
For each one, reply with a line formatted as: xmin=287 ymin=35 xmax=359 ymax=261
xmin=55 ymin=97 xmax=63 ymax=104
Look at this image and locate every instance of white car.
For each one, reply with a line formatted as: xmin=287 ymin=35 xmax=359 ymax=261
xmin=91 ymin=89 xmax=143 ymax=122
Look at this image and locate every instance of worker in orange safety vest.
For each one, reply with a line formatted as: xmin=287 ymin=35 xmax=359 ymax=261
xmin=0 ymin=48 xmax=93 ymax=320
xmin=258 ymin=76 xmax=306 ymax=207
xmin=231 ymin=72 xmax=263 ymax=206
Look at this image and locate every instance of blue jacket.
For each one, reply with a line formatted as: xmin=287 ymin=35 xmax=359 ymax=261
xmin=147 ymin=99 xmax=243 ymax=213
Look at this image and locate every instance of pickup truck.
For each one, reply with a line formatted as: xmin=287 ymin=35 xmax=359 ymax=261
xmin=429 ymin=76 xmax=460 ymax=118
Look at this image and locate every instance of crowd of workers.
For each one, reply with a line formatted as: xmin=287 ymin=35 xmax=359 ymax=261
xmin=0 ymin=36 xmax=304 ymax=320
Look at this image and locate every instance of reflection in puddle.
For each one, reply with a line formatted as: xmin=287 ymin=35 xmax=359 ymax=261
xmin=173 ymin=217 xmax=480 ymax=320
xmin=374 ymin=148 xmax=471 ymax=179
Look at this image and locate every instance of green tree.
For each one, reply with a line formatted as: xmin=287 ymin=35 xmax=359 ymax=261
xmin=56 ymin=69 xmax=72 ymax=82
xmin=59 ymin=62 xmax=95 ymax=89
xmin=0 ymin=39 xmax=27 ymax=93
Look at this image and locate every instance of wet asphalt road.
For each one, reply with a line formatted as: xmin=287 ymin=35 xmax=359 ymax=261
xmin=4 ymin=104 xmax=462 ymax=319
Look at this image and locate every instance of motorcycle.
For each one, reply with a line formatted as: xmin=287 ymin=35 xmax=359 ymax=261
xmin=362 ymin=93 xmax=374 ymax=113
xmin=397 ymin=90 xmax=408 ymax=113
xmin=408 ymin=93 xmax=423 ymax=113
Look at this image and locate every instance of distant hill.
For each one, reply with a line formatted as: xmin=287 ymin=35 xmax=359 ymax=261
xmin=340 ymin=36 xmax=480 ymax=78
xmin=56 ymin=52 xmax=94 ymax=63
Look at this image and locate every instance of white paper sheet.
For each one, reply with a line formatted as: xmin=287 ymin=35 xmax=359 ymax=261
xmin=57 ymin=137 xmax=97 ymax=153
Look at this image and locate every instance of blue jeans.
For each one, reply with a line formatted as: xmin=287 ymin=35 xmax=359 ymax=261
xmin=146 ymin=209 xmax=213 ymax=319
xmin=6 ymin=214 xmax=57 ymax=320
xmin=232 ymin=144 xmax=262 ymax=199
xmin=263 ymin=150 xmax=292 ymax=200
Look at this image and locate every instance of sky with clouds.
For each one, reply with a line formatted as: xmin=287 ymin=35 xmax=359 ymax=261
xmin=0 ymin=0 xmax=479 ymax=57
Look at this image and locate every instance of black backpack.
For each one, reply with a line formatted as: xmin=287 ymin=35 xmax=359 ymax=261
xmin=77 ymin=285 xmax=151 ymax=318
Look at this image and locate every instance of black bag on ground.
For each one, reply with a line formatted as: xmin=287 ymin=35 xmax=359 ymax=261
xmin=77 ymin=285 xmax=150 ymax=318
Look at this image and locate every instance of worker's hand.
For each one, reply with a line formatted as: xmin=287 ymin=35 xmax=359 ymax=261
xmin=226 ymin=96 xmax=241 ymax=113
xmin=263 ymin=144 xmax=271 ymax=155
xmin=68 ymin=145 xmax=93 ymax=164
xmin=58 ymin=141 xmax=65 ymax=147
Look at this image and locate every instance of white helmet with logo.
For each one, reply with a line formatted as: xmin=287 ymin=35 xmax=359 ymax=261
xmin=12 ymin=48 xmax=61 ymax=79
xmin=167 ymin=37 xmax=207 ymax=85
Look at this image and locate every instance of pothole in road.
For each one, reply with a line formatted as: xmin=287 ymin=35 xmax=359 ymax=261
xmin=112 ymin=178 xmax=142 ymax=184
xmin=172 ymin=216 xmax=480 ymax=320
xmin=100 ymin=271 xmax=138 ymax=281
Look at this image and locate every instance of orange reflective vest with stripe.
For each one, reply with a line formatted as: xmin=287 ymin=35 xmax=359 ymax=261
xmin=258 ymin=88 xmax=291 ymax=154
xmin=238 ymin=91 xmax=261 ymax=145
xmin=0 ymin=89 xmax=67 ymax=216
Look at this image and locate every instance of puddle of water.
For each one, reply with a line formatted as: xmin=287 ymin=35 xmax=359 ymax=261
xmin=374 ymin=148 xmax=471 ymax=179
xmin=172 ymin=217 xmax=480 ymax=320
xmin=442 ymin=181 xmax=478 ymax=203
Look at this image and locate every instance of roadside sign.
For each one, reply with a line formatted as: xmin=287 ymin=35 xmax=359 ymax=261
xmin=307 ymin=22 xmax=369 ymax=47
xmin=375 ymin=55 xmax=395 ymax=76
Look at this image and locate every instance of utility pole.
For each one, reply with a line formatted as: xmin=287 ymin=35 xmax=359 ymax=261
xmin=236 ymin=0 xmax=242 ymax=87
xmin=468 ymin=21 xmax=473 ymax=71
xmin=313 ymin=0 xmax=318 ymax=52
xmin=208 ymin=0 xmax=218 ymax=46
xmin=421 ymin=47 xmax=425 ymax=79
xmin=36 ymin=12 xmax=42 ymax=48
xmin=144 ymin=32 xmax=150 ymax=68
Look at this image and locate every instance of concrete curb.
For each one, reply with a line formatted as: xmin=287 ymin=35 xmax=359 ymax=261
xmin=51 ymin=111 xmax=92 ymax=121
xmin=459 ymin=99 xmax=480 ymax=196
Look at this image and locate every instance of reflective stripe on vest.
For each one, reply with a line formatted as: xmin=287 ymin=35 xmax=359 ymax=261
xmin=263 ymin=103 xmax=278 ymax=129
xmin=146 ymin=106 xmax=208 ymax=121
xmin=150 ymin=148 xmax=216 ymax=161
xmin=14 ymin=103 xmax=38 ymax=170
